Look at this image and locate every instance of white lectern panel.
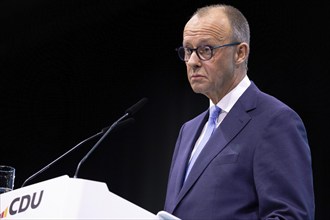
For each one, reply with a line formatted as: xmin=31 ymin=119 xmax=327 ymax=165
xmin=0 ymin=175 xmax=163 ymax=219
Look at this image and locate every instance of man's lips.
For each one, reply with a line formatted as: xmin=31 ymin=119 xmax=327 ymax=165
xmin=190 ymin=74 xmax=205 ymax=80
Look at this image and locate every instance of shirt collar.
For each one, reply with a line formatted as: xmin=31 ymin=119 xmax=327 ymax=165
xmin=209 ymin=75 xmax=251 ymax=113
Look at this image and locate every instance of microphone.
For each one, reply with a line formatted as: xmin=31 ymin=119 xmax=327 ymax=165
xmin=21 ymin=118 xmax=135 ymax=188
xmin=73 ymin=97 xmax=148 ymax=178
xmin=125 ymin=97 xmax=148 ymax=115
xmin=101 ymin=118 xmax=135 ymax=133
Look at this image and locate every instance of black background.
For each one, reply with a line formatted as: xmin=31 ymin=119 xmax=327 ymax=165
xmin=1 ymin=0 xmax=329 ymax=219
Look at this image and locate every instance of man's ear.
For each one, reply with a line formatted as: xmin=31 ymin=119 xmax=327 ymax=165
xmin=235 ymin=43 xmax=249 ymax=65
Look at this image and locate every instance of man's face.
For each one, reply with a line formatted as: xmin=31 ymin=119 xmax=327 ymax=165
xmin=183 ymin=10 xmax=240 ymax=103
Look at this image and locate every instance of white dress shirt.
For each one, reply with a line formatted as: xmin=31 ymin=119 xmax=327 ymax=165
xmin=189 ymin=75 xmax=251 ymax=160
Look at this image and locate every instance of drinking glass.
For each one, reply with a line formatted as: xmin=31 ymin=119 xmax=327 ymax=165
xmin=0 ymin=165 xmax=15 ymax=194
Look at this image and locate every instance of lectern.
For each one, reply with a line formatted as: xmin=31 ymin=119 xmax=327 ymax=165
xmin=0 ymin=175 xmax=179 ymax=219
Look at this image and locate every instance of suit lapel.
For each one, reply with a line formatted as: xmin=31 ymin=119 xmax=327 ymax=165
xmin=173 ymin=100 xmax=254 ymax=211
xmin=171 ymin=113 xmax=208 ymax=199
xmin=173 ymin=83 xmax=257 ymax=210
xmin=168 ymin=82 xmax=259 ymax=213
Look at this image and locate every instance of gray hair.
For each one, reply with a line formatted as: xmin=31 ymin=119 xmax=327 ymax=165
xmin=193 ymin=4 xmax=250 ymax=67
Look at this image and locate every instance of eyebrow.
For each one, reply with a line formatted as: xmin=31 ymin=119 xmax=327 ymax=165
xmin=183 ymin=38 xmax=219 ymax=47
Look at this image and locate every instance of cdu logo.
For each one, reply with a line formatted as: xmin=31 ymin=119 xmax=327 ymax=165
xmin=0 ymin=190 xmax=44 ymax=218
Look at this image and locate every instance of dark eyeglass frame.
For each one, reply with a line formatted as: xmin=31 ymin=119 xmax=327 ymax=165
xmin=176 ymin=42 xmax=241 ymax=62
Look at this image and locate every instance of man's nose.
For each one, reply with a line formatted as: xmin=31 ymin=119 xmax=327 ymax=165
xmin=186 ymin=51 xmax=201 ymax=67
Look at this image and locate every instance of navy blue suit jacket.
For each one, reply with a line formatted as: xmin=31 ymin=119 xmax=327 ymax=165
xmin=164 ymin=82 xmax=314 ymax=220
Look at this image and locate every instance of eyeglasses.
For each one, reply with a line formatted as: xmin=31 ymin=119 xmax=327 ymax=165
xmin=176 ymin=42 xmax=241 ymax=62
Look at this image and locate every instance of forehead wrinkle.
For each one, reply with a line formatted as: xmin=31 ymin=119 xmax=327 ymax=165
xmin=183 ymin=26 xmax=227 ymax=42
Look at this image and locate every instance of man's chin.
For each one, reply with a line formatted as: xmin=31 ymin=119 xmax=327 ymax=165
xmin=191 ymin=87 xmax=205 ymax=95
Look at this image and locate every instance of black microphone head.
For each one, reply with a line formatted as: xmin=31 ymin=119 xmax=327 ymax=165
xmin=125 ymin=97 xmax=148 ymax=115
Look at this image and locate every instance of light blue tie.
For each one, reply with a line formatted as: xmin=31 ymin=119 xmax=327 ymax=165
xmin=184 ymin=105 xmax=221 ymax=182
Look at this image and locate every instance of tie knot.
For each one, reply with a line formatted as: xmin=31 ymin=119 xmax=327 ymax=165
xmin=209 ymin=105 xmax=221 ymax=122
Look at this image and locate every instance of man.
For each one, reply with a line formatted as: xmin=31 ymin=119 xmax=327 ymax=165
xmin=164 ymin=4 xmax=314 ymax=220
